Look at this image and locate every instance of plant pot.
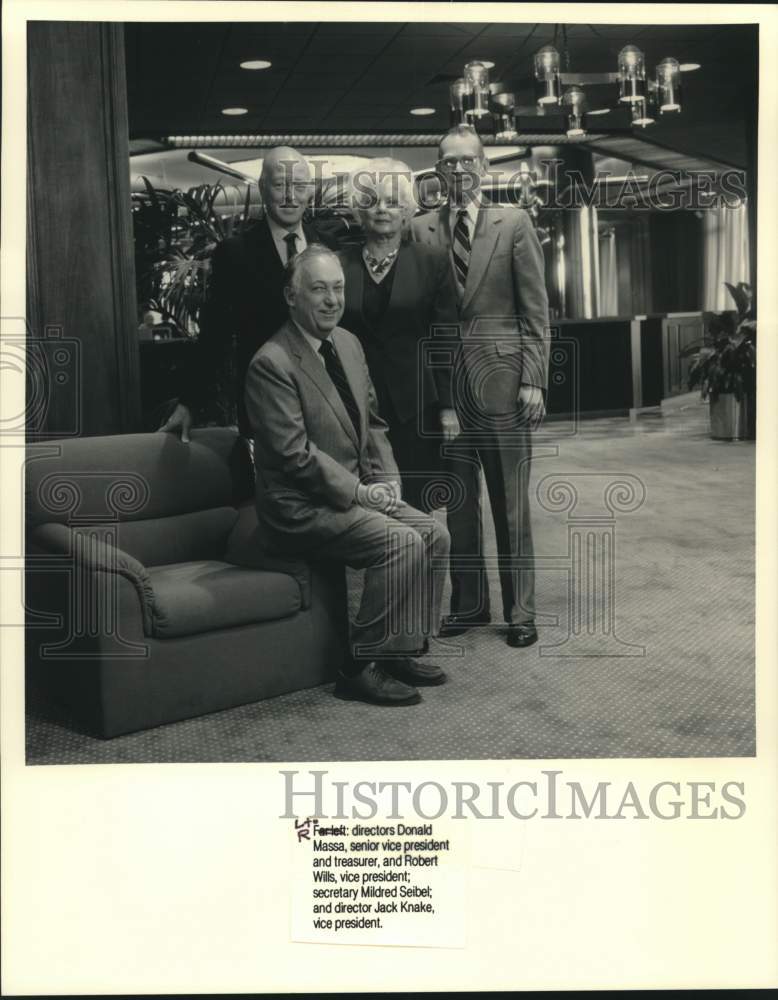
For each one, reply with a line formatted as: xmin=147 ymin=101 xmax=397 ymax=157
xmin=709 ymin=392 xmax=756 ymax=441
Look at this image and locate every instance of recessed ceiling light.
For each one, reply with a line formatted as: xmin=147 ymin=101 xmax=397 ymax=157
xmin=410 ymin=107 xmax=436 ymax=116
xmin=222 ymin=107 xmax=248 ymax=116
xmin=240 ymin=60 xmax=272 ymax=70
xmin=679 ymin=63 xmax=701 ymax=72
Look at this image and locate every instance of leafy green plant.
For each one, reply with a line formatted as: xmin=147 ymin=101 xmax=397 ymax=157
xmin=682 ymin=282 xmax=756 ymax=403
xmin=132 ymin=177 xmax=252 ymax=336
xmin=132 ymin=178 xmax=253 ymax=427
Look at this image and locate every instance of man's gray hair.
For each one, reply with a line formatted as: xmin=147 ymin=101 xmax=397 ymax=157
xmin=438 ymin=124 xmax=485 ymax=159
xmin=285 ymin=243 xmax=342 ymax=292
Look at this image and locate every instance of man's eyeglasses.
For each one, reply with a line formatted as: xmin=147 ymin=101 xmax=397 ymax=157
xmin=438 ymin=156 xmax=480 ymax=171
xmin=271 ymin=182 xmax=314 ymax=195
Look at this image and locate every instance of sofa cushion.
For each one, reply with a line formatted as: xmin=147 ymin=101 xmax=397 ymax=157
xmin=117 ymin=507 xmax=238 ymax=567
xmin=148 ymin=561 xmax=302 ymax=639
xmin=25 ymin=428 xmax=253 ymax=528
xmin=224 ymin=502 xmax=312 ymax=609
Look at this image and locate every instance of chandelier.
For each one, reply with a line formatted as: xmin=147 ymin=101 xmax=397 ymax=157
xmin=449 ymin=27 xmax=688 ymax=139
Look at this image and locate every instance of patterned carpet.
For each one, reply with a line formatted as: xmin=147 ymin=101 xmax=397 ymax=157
xmin=26 ymin=394 xmax=755 ymax=763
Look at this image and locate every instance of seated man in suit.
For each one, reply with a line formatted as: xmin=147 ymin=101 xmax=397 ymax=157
xmin=161 ymin=145 xmax=336 ymax=441
xmin=245 ymin=245 xmax=451 ymax=707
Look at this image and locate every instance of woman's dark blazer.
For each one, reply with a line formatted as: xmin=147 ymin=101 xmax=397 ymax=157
xmin=339 ymin=241 xmax=460 ymax=426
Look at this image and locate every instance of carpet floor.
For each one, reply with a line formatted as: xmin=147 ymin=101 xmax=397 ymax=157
xmin=26 ymin=394 xmax=756 ymax=763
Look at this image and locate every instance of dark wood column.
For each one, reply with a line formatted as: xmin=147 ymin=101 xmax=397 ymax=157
xmin=27 ymin=22 xmax=140 ymax=437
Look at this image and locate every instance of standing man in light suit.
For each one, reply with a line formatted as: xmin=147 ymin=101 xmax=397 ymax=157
xmin=412 ymin=125 xmax=550 ymax=649
xmin=245 ymin=245 xmax=451 ymax=706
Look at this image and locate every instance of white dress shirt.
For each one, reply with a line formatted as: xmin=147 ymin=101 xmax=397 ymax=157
xmin=292 ymin=319 xmax=330 ymax=366
xmin=448 ymin=195 xmax=481 ymax=245
xmin=267 ymin=217 xmax=307 ymax=264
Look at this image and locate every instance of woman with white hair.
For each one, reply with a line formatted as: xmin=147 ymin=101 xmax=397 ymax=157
xmin=339 ymin=158 xmax=461 ymax=512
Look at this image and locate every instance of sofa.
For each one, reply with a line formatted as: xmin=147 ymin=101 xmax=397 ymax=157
xmin=25 ymin=428 xmax=347 ymax=737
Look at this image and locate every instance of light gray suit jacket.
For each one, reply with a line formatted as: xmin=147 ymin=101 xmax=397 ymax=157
xmin=411 ymin=203 xmax=550 ymax=415
xmin=244 ymin=320 xmax=400 ymax=547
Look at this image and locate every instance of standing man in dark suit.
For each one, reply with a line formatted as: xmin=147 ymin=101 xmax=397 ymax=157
xmin=245 ymin=245 xmax=450 ymax=706
xmin=412 ymin=125 xmax=550 ymax=649
xmin=161 ymin=146 xmax=335 ymax=440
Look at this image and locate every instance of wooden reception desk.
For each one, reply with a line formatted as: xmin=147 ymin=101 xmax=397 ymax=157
xmin=139 ymin=313 xmax=706 ymax=428
xmin=545 ymin=312 xmax=704 ymax=420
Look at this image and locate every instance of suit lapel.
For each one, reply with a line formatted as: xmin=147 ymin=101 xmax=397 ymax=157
xmin=462 ymin=205 xmax=501 ymax=312
xmin=284 ymin=323 xmax=360 ymax=450
xmin=422 ymin=206 xmax=460 ymax=297
xmin=340 ymin=249 xmax=368 ymax=334
xmin=253 ymin=217 xmax=285 ymax=282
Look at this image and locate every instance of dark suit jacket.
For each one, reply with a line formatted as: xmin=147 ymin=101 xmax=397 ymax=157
xmin=179 ymin=217 xmax=336 ymax=433
xmin=412 ymin=204 xmax=550 ymax=415
xmin=339 ymin=242 xmax=460 ymax=426
xmin=244 ymin=321 xmax=399 ymax=550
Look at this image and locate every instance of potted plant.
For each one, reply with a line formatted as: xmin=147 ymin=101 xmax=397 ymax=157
xmin=682 ymin=281 xmax=756 ymax=441
xmin=132 ymin=179 xmax=254 ymax=427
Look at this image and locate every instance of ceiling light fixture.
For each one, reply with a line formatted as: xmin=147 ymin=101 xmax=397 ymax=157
xmin=410 ymin=107 xmax=436 ymax=116
xmin=240 ymin=59 xmax=272 ymax=70
xmin=221 ymin=107 xmax=248 ymax=116
xmin=448 ymin=24 xmax=699 ymax=142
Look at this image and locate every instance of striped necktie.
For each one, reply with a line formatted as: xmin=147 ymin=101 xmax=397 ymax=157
xmin=452 ymin=207 xmax=471 ymax=297
xmin=318 ymin=340 xmax=361 ymax=441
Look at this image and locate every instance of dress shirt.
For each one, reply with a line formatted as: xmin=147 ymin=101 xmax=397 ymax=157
xmin=448 ymin=195 xmax=481 ymax=245
xmin=267 ymin=217 xmax=307 ymax=264
xmin=293 ymin=319 xmax=330 ymax=365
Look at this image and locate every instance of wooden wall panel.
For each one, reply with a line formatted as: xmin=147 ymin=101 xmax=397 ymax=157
xmin=27 ymin=21 xmax=140 ymax=437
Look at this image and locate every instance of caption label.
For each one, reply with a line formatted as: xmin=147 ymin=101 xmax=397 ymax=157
xmin=290 ymin=818 xmax=466 ymax=948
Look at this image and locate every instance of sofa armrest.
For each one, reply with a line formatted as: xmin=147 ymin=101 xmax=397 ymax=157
xmin=223 ymin=503 xmax=312 ymax=609
xmin=29 ymin=522 xmax=156 ymax=635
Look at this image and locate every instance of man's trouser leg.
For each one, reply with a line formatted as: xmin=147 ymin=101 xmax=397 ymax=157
xmin=313 ymin=504 xmax=449 ymax=662
xmin=479 ymin=430 xmax=535 ymax=625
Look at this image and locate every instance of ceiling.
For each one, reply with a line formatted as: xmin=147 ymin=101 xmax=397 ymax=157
xmin=125 ymin=20 xmax=758 ymax=168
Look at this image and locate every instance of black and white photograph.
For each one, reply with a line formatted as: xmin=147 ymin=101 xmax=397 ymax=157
xmin=3 ymin=2 xmax=778 ymax=994
xmin=20 ymin=12 xmax=760 ymax=764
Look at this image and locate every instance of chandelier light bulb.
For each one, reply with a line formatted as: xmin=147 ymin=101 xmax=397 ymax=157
xmin=656 ymin=57 xmax=682 ymax=112
xmin=491 ymin=91 xmax=518 ymax=139
xmin=561 ymin=85 xmax=587 ymax=137
xmin=534 ymin=45 xmax=561 ymax=106
xmin=464 ymin=61 xmax=491 ymax=118
xmin=449 ymin=78 xmax=473 ymax=125
xmin=631 ymin=98 xmax=655 ymax=127
xmin=618 ymin=44 xmax=647 ymax=103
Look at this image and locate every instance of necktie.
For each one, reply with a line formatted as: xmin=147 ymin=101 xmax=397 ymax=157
xmin=318 ymin=340 xmax=361 ymax=441
xmin=284 ymin=231 xmax=298 ymax=262
xmin=452 ymin=208 xmax=471 ymax=296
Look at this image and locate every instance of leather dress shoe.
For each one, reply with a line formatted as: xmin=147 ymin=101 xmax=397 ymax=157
xmin=380 ymin=656 xmax=447 ymax=687
xmin=507 ymin=623 xmax=538 ymax=648
xmin=334 ymin=661 xmax=421 ymax=705
xmin=439 ymin=612 xmax=491 ymax=637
